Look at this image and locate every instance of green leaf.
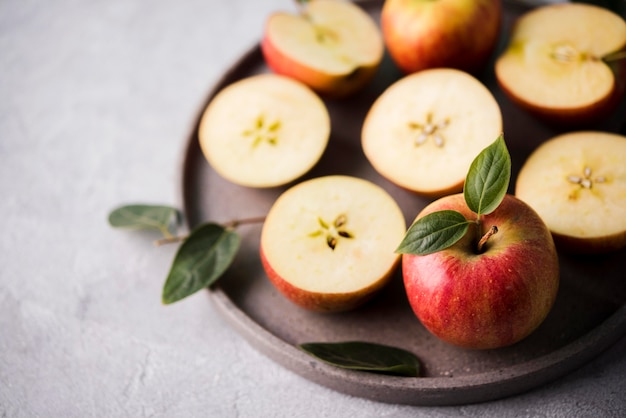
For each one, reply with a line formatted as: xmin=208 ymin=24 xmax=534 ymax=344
xmin=108 ymin=204 xmax=181 ymax=237
xmin=463 ymin=135 xmax=511 ymax=216
xmin=396 ymin=210 xmax=471 ymax=255
xmin=299 ymin=341 xmax=421 ymax=377
xmin=162 ymin=223 xmax=241 ymax=304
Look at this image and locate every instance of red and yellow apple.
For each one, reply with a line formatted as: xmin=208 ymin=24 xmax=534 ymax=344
xmin=402 ymin=194 xmax=559 ymax=349
xmin=361 ymin=68 xmax=502 ymax=197
xmin=261 ymin=0 xmax=384 ymax=98
xmin=515 ymin=131 xmax=626 ymax=254
xmin=381 ymin=0 xmax=502 ymax=75
xmin=260 ymin=175 xmax=406 ymax=312
xmin=495 ymin=3 xmax=626 ymax=126
xmin=198 ymin=74 xmax=330 ymax=188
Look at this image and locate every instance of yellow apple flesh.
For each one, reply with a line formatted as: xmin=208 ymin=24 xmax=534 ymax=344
xmin=260 ymin=175 xmax=406 ymax=312
xmin=361 ymin=68 xmax=502 ymax=197
xmin=198 ymin=74 xmax=330 ymax=188
xmin=261 ymin=0 xmax=384 ymax=98
xmin=495 ymin=3 xmax=626 ymax=126
xmin=515 ymin=131 xmax=626 ymax=254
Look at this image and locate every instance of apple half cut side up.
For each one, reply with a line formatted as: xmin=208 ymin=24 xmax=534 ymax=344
xmin=495 ymin=3 xmax=626 ymax=126
xmin=198 ymin=74 xmax=330 ymax=188
xmin=515 ymin=131 xmax=626 ymax=254
xmin=260 ymin=175 xmax=407 ymax=313
xmin=402 ymin=194 xmax=560 ymax=350
xmin=361 ymin=68 xmax=503 ymax=197
xmin=261 ymin=0 xmax=384 ymax=98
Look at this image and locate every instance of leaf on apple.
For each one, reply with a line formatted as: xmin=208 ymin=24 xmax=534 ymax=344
xmin=396 ymin=210 xmax=471 ymax=256
xmin=397 ymin=135 xmax=511 ymax=256
xmin=299 ymin=341 xmax=421 ymax=377
xmin=162 ymin=223 xmax=241 ymax=304
xmin=464 ymin=134 xmax=511 ymax=216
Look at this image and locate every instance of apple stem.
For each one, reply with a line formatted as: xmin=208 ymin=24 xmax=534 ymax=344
xmin=153 ymin=216 xmax=266 ymax=246
xmin=477 ymin=225 xmax=498 ymax=253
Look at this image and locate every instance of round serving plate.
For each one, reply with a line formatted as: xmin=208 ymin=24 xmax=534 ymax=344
xmin=180 ymin=0 xmax=626 ymax=406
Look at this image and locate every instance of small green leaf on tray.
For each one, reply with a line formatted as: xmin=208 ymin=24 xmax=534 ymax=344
xmin=162 ymin=223 xmax=241 ymax=304
xmin=108 ymin=204 xmax=181 ymax=237
xmin=299 ymin=341 xmax=421 ymax=377
xmin=396 ymin=210 xmax=471 ymax=256
xmin=463 ymin=135 xmax=511 ymax=216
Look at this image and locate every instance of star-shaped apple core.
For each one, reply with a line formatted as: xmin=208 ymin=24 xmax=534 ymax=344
xmin=567 ymin=165 xmax=607 ymax=200
xmin=408 ymin=112 xmax=450 ymax=147
xmin=309 ymin=214 xmax=354 ymax=250
xmin=242 ymin=114 xmax=281 ymax=148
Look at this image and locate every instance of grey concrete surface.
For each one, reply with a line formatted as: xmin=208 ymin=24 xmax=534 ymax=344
xmin=1 ymin=0 xmax=625 ymax=417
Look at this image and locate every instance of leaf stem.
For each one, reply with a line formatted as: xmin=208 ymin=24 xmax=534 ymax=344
xmin=160 ymin=227 xmax=174 ymax=240
xmin=223 ymin=216 xmax=266 ymax=229
xmin=154 ymin=236 xmax=186 ymax=246
xmin=153 ymin=216 xmax=266 ymax=246
xmin=604 ymin=50 xmax=626 ymax=63
xmin=477 ymin=225 xmax=498 ymax=253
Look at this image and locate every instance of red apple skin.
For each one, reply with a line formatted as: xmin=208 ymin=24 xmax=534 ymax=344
xmin=260 ymin=247 xmax=397 ymax=313
xmin=261 ymin=34 xmax=379 ymax=99
xmin=381 ymin=0 xmax=502 ymax=75
xmin=402 ymin=194 xmax=559 ymax=349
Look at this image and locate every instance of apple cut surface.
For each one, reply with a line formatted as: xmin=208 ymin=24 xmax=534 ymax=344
xmin=261 ymin=0 xmax=383 ymax=97
xmin=495 ymin=3 xmax=626 ymax=125
xmin=198 ymin=74 xmax=330 ymax=188
xmin=361 ymin=68 xmax=502 ymax=197
xmin=260 ymin=175 xmax=406 ymax=312
xmin=515 ymin=131 xmax=626 ymax=254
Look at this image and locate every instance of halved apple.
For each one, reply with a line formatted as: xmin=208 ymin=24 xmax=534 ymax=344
xmin=361 ymin=68 xmax=502 ymax=197
xmin=515 ymin=131 xmax=626 ymax=254
xmin=198 ymin=74 xmax=330 ymax=188
xmin=261 ymin=0 xmax=384 ymax=98
xmin=495 ymin=3 xmax=626 ymax=126
xmin=260 ymin=175 xmax=407 ymax=312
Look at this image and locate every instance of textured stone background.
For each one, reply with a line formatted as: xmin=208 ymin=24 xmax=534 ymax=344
xmin=1 ymin=0 xmax=625 ymax=416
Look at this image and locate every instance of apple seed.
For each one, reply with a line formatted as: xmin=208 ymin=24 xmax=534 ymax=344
xmin=408 ymin=113 xmax=450 ymax=147
xmin=567 ymin=165 xmax=606 ymax=189
xmin=550 ymin=43 xmax=597 ymax=63
xmin=309 ymin=214 xmax=354 ymax=250
xmin=242 ymin=114 xmax=281 ymax=148
xmin=567 ymin=165 xmax=608 ymax=200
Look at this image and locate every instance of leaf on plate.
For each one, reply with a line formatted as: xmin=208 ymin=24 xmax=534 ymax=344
xmin=298 ymin=341 xmax=421 ymax=377
xmin=396 ymin=210 xmax=471 ymax=256
xmin=463 ymin=135 xmax=511 ymax=217
xmin=162 ymin=223 xmax=241 ymax=304
xmin=108 ymin=204 xmax=181 ymax=237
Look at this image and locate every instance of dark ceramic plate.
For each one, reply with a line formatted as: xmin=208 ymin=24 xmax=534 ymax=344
xmin=180 ymin=0 xmax=626 ymax=406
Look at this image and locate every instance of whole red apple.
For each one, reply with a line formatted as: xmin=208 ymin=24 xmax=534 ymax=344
xmin=381 ymin=0 xmax=502 ymax=75
xmin=402 ymin=193 xmax=559 ymax=349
